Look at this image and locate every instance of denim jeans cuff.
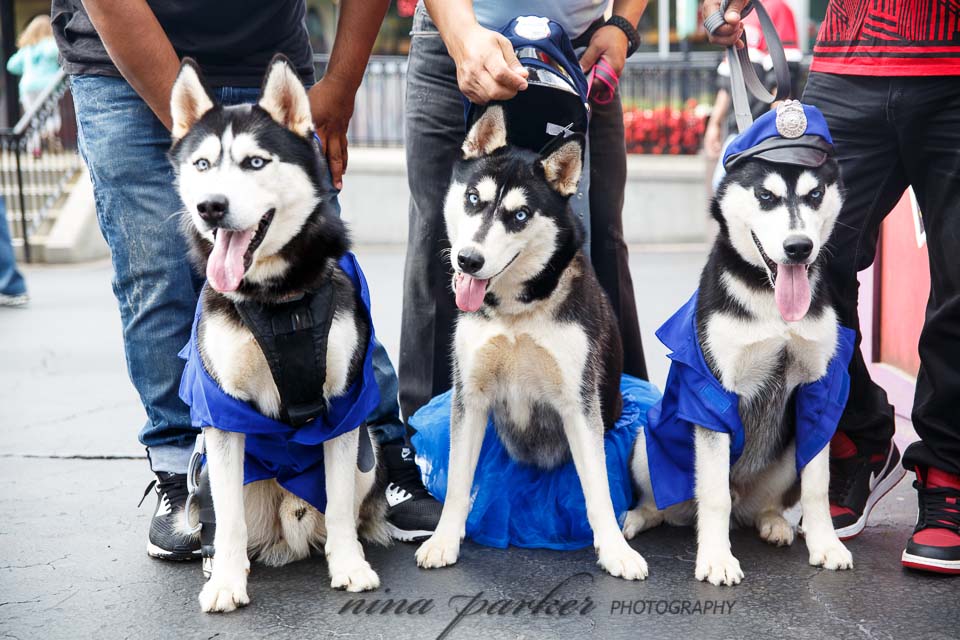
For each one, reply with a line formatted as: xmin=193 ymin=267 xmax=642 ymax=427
xmin=147 ymin=443 xmax=195 ymax=474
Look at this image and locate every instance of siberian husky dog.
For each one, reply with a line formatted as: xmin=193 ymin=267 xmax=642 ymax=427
xmin=415 ymin=106 xmax=648 ymax=580
xmin=624 ymin=155 xmax=853 ymax=585
xmin=169 ymin=56 xmax=386 ymax=612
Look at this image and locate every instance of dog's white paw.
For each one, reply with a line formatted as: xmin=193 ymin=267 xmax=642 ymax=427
xmin=695 ymin=551 xmax=743 ymax=586
xmin=415 ymin=534 xmax=460 ymax=569
xmin=757 ymin=512 xmax=794 ymax=547
xmin=621 ymin=507 xmax=662 ymax=540
xmin=199 ymin=573 xmax=249 ymax=613
xmin=329 ymin=555 xmax=380 ymax=592
xmin=808 ymin=540 xmax=853 ymax=570
xmin=597 ymin=540 xmax=648 ymax=580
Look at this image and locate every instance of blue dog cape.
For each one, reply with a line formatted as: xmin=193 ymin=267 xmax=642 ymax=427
xmin=643 ymin=293 xmax=855 ymax=510
xmin=178 ymin=253 xmax=381 ymax=513
xmin=410 ymin=375 xmax=661 ymax=550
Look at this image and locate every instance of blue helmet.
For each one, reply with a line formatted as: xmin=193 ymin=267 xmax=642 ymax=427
xmin=466 ymin=16 xmax=590 ymax=153
xmin=722 ymin=101 xmax=835 ymax=170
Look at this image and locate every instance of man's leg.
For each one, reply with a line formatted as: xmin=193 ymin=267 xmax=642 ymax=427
xmin=587 ymin=90 xmax=647 ymax=380
xmin=72 ymin=74 xmax=203 ymax=559
xmin=802 ymin=73 xmax=909 ymax=538
xmin=391 ymin=6 xmax=466 ymax=540
xmin=0 ymin=196 xmax=29 ymax=306
xmin=398 ymin=8 xmax=465 ymax=422
xmin=896 ymin=76 xmax=960 ymax=574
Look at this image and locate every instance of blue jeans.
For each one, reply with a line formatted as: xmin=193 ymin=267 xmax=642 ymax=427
xmin=0 ymin=197 xmax=27 ymax=297
xmin=71 ymin=75 xmax=404 ymax=473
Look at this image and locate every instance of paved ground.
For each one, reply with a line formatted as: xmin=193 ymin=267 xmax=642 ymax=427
xmin=1 ymin=247 xmax=953 ymax=640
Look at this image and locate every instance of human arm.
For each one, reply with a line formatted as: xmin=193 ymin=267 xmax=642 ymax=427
xmin=6 ymin=48 xmax=24 ymax=76
xmin=704 ymin=88 xmax=730 ymax=158
xmin=579 ymin=0 xmax=649 ymax=76
xmin=423 ymin=0 xmax=529 ymax=105
xmin=81 ymin=0 xmax=181 ymax=129
xmin=308 ymin=0 xmax=391 ymax=189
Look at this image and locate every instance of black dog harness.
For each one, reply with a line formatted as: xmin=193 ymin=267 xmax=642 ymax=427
xmin=234 ymin=287 xmax=337 ymax=427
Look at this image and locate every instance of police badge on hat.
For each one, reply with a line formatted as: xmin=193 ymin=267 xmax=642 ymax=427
xmin=775 ymin=100 xmax=807 ymax=139
xmin=722 ymin=101 xmax=836 ymax=169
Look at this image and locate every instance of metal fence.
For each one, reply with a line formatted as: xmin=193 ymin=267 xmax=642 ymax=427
xmin=0 ymin=70 xmax=84 ymax=262
xmin=315 ymin=52 xmax=722 ymax=148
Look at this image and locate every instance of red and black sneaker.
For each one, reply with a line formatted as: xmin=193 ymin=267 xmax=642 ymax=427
xmin=901 ymin=466 xmax=960 ymax=575
xmin=828 ymin=432 xmax=907 ymax=540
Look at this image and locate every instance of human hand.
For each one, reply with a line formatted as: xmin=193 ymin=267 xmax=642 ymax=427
xmin=307 ymin=74 xmax=355 ymax=189
xmin=702 ymin=0 xmax=750 ymax=48
xmin=704 ymin=121 xmax=723 ymax=159
xmin=448 ymin=23 xmax=529 ymax=104
xmin=580 ymin=24 xmax=629 ymax=77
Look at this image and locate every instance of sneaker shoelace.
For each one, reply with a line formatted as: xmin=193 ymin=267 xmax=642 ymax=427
xmin=389 ymin=463 xmax=431 ymax=501
xmin=914 ymin=480 xmax=960 ymax=533
xmin=138 ymin=473 xmax=190 ymax=509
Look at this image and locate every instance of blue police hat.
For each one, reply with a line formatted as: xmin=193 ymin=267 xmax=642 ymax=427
xmin=465 ymin=16 xmax=589 ymax=153
xmin=723 ymin=101 xmax=835 ymax=170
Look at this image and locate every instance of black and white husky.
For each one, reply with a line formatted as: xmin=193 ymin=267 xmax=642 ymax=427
xmin=624 ymin=155 xmax=853 ymax=585
xmin=415 ymin=106 xmax=648 ymax=580
xmin=169 ymin=56 xmax=386 ymax=612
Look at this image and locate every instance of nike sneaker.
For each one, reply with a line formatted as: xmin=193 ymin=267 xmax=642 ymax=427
xmin=828 ymin=432 xmax=906 ymax=540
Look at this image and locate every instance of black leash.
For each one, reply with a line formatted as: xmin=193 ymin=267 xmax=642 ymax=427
xmin=703 ymin=0 xmax=791 ymax=133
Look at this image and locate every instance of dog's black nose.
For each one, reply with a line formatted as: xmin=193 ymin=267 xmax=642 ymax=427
xmin=197 ymin=195 xmax=229 ymax=223
xmin=457 ymin=249 xmax=485 ymax=275
xmin=783 ymin=235 xmax=814 ymax=262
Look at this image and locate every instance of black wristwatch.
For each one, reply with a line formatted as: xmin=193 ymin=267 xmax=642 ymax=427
xmin=606 ymin=15 xmax=641 ymax=58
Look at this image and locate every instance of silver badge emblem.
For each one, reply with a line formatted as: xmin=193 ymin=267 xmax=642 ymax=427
xmin=776 ymin=100 xmax=807 ymax=139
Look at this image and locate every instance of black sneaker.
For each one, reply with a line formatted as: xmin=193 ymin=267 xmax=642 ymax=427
xmin=828 ymin=432 xmax=907 ymax=540
xmin=139 ymin=472 xmax=201 ymax=560
xmin=901 ymin=466 xmax=960 ymax=575
xmin=383 ymin=444 xmax=442 ymax=542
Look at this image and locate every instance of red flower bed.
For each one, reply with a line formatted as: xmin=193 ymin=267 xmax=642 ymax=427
xmin=622 ymin=99 xmax=708 ymax=155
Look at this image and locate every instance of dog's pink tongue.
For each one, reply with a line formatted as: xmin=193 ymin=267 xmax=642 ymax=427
xmin=455 ymin=273 xmax=488 ymax=312
xmin=207 ymin=229 xmax=254 ymax=293
xmin=774 ymin=264 xmax=811 ymax=322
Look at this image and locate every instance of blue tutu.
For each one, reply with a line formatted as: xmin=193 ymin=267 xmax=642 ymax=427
xmin=409 ymin=375 xmax=661 ymax=550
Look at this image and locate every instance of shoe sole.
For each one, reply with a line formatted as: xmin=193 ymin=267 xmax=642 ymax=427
xmin=836 ymin=455 xmax=908 ymax=541
xmin=901 ymin=551 xmax=960 ymax=574
xmin=147 ymin=542 xmax=201 ymax=561
xmin=386 ymin=522 xmax=434 ymax=543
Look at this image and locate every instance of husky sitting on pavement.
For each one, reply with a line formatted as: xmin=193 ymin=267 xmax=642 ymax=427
xmin=414 ymin=105 xmax=649 ymax=580
xmin=624 ymin=102 xmax=857 ymax=586
xmin=169 ymin=56 xmax=387 ymax=612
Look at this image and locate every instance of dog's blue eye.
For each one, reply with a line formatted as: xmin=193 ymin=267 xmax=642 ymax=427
xmin=758 ymin=189 xmax=773 ymax=201
xmin=809 ymin=189 xmax=822 ymax=199
xmin=515 ymin=208 xmax=529 ymax=222
xmin=467 ymin=192 xmax=480 ymax=205
xmin=194 ymin=159 xmax=210 ymax=172
xmin=246 ymin=156 xmax=269 ymax=170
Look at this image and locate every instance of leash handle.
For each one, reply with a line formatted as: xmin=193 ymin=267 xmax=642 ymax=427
xmin=704 ymin=0 xmax=791 ymax=132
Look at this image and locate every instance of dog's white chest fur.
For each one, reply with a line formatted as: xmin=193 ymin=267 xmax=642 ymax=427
xmin=705 ymin=275 xmax=839 ymax=399
xmin=200 ymin=307 xmax=358 ymax=419
xmin=455 ymin=312 xmax=587 ymax=414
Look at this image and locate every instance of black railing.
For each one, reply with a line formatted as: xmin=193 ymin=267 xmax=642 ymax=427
xmin=313 ymin=52 xmax=724 ymax=149
xmin=0 ymin=70 xmax=83 ymax=262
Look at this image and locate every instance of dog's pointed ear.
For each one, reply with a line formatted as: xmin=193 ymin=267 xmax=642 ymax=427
xmin=170 ymin=59 xmax=214 ymax=140
xmin=462 ymin=105 xmax=508 ymax=159
xmin=539 ymin=134 xmax=584 ymax=197
xmin=258 ymin=54 xmax=313 ymax=137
